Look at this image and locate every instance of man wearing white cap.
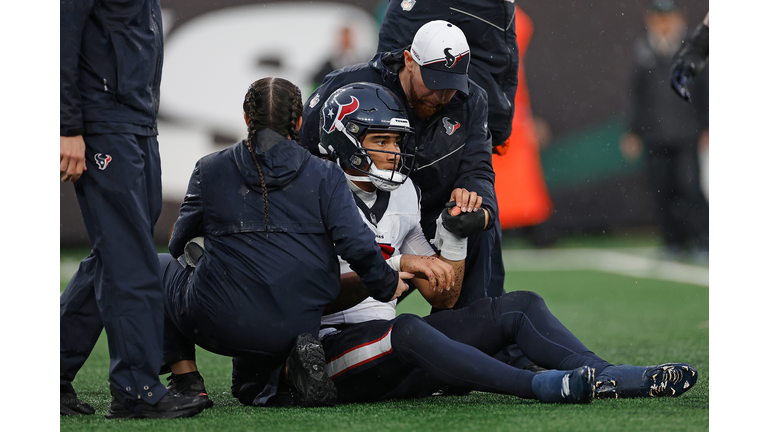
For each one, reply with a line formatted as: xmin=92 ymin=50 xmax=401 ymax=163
xmin=301 ymin=20 xmax=505 ymax=311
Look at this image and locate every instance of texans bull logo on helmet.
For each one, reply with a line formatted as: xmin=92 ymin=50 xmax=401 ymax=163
xmin=322 ymin=96 xmax=360 ymax=134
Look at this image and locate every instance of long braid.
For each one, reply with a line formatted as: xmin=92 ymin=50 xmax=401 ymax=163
xmin=242 ymin=77 xmax=304 ymax=232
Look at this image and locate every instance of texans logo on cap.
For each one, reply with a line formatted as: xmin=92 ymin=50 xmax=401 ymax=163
xmin=322 ymin=96 xmax=360 ymax=134
xmin=94 ymin=153 xmax=112 ymax=170
xmin=444 ymin=48 xmax=468 ymax=69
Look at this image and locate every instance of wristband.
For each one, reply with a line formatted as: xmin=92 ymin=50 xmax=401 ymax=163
xmin=386 ymin=255 xmax=402 ymax=272
xmin=430 ymin=213 xmax=468 ymax=261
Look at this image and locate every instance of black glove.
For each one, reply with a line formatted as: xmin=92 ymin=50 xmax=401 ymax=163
xmin=440 ymin=201 xmax=486 ymax=238
xmin=670 ymin=23 xmax=709 ymax=102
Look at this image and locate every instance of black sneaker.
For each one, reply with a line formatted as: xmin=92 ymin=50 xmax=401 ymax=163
xmin=61 ymin=392 xmax=95 ymax=416
xmin=285 ymin=333 xmax=337 ymax=407
xmin=595 ymin=363 xmax=698 ymax=399
xmin=167 ymin=371 xmax=214 ymax=409
xmin=104 ymin=385 xmax=207 ymax=419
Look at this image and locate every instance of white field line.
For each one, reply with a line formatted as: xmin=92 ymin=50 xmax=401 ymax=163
xmin=61 ymin=248 xmax=709 ymax=287
xmin=502 ymin=248 xmax=709 ymax=287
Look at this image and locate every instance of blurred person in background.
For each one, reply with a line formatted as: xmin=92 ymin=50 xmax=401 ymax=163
xmin=311 ymin=25 xmax=366 ymax=89
xmin=619 ymin=0 xmax=708 ymax=262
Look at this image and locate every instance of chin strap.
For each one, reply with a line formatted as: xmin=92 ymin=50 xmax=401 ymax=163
xmin=344 ymin=172 xmax=372 ymax=183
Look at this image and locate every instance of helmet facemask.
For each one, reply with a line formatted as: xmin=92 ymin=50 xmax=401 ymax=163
xmin=343 ymin=126 xmax=415 ymax=192
xmin=319 ymin=83 xmax=416 ymax=192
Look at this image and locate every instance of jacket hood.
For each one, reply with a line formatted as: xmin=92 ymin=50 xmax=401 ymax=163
xmin=232 ymin=129 xmax=311 ymax=192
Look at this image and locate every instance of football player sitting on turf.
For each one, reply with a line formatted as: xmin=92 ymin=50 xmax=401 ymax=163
xmin=231 ymin=83 xmax=699 ymax=406
xmin=156 ymin=77 xmax=413 ymax=409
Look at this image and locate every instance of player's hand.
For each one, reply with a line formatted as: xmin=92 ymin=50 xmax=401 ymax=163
xmin=399 ymin=255 xmax=454 ymax=292
xmin=449 ymin=188 xmax=482 ymax=215
xmin=60 ymin=135 xmax=87 ymax=182
xmin=390 ymin=272 xmax=414 ymax=301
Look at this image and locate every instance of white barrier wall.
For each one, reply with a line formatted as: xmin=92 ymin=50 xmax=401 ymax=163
xmin=158 ymin=3 xmax=378 ymax=199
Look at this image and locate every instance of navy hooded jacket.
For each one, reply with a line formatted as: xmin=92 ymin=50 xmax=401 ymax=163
xmin=168 ymin=134 xmax=399 ymax=354
xmin=301 ymin=49 xmax=497 ymax=241
xmin=60 ymin=0 xmax=163 ymax=136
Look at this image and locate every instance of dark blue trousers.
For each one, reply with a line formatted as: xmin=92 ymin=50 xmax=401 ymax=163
xmin=233 ymin=291 xmax=611 ymax=404
xmin=60 ymin=133 xmax=167 ymax=404
xmin=326 ymin=291 xmax=610 ymax=403
xmin=647 ymin=143 xmax=709 ymax=251
xmin=460 ymin=217 xmax=506 ymax=308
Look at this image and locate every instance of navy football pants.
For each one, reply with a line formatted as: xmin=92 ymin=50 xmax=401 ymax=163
xmin=322 ymin=291 xmax=610 ymax=403
xmin=60 ymin=133 xmax=167 ymax=404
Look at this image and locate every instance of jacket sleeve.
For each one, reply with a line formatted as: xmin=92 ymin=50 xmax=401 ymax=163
xmin=169 ymin=162 xmax=205 ymax=258
xmin=322 ymin=167 xmax=400 ymax=302
xmin=60 ymin=0 xmax=96 ymax=136
xmin=454 ymin=88 xmax=498 ymax=222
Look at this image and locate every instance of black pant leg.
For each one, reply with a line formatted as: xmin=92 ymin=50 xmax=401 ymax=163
xmin=60 ymin=252 xmax=104 ymax=392
xmin=647 ymin=146 xmax=686 ymax=248
xmin=674 ymin=145 xmax=709 ymax=250
xmin=158 ymin=254 xmax=197 ymax=370
xmin=390 ymin=314 xmax=537 ymax=398
xmin=424 ymin=292 xmax=611 ymax=373
xmin=74 ymin=133 xmax=167 ymax=404
xmin=451 ymin=222 xmax=505 ymax=310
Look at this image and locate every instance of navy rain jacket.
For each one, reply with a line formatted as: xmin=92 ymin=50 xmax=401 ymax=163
xmin=60 ymin=0 xmax=163 ymax=136
xmin=301 ymin=49 xmax=497 ymax=241
xmin=377 ymin=0 xmax=519 ymax=148
xmin=168 ymin=135 xmax=399 ymax=355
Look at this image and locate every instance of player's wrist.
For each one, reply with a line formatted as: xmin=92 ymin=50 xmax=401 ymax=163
xmin=386 ymin=255 xmax=402 ymax=272
xmin=437 ymin=229 xmax=467 ymax=261
xmin=431 ymin=213 xmax=468 ymax=261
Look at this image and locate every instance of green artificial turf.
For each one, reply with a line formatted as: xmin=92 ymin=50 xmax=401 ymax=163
xmin=60 ymin=245 xmax=708 ymax=431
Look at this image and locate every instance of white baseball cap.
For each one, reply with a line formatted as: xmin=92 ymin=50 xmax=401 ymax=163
xmin=409 ymin=20 xmax=471 ymax=95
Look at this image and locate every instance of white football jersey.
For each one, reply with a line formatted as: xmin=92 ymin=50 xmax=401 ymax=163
xmin=322 ymin=178 xmax=435 ymax=326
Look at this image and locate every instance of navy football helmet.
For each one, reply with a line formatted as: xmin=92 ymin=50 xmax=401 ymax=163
xmin=319 ymin=82 xmax=415 ymax=191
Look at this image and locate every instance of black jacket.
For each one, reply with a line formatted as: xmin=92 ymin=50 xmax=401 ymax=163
xmin=300 ymin=49 xmax=497 ymax=240
xmin=377 ymin=0 xmax=519 ymax=148
xmin=60 ymin=0 xmax=164 ymax=136
xmin=169 ymin=134 xmax=399 ymax=354
xmin=626 ymin=34 xmax=709 ymax=146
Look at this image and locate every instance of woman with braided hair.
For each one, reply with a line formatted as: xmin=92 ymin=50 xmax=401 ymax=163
xmin=157 ymin=77 xmax=410 ymax=408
